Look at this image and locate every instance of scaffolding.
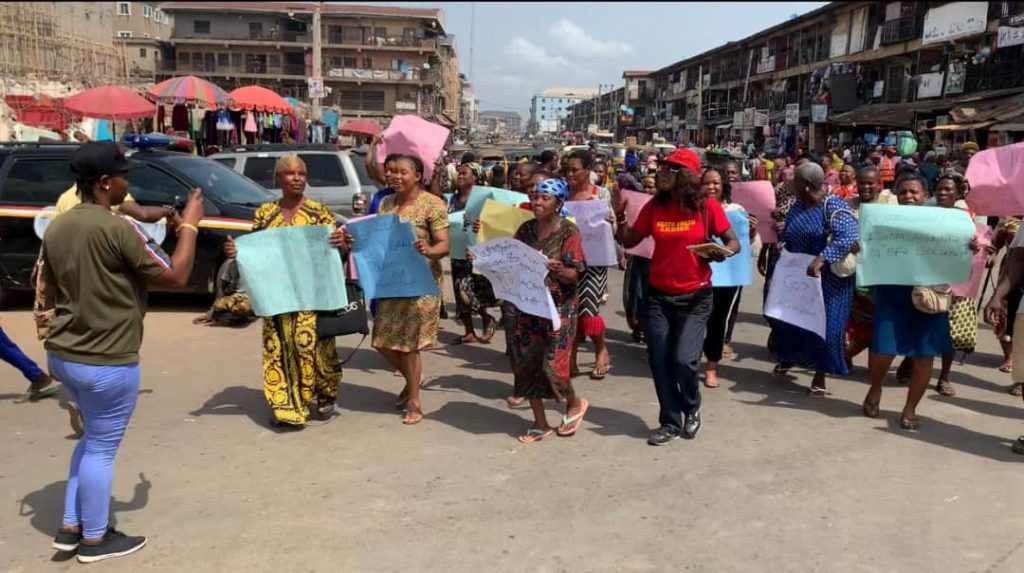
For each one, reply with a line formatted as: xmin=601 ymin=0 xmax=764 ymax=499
xmin=0 ymin=2 xmax=127 ymax=91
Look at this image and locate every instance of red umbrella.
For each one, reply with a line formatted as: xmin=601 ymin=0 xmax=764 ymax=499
xmin=65 ymin=86 xmax=155 ymax=120
xmin=339 ymin=119 xmax=381 ymax=137
xmin=148 ymin=75 xmax=228 ymax=108
xmin=227 ymin=85 xmax=293 ymax=113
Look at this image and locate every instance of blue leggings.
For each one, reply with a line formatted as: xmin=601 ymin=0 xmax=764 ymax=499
xmin=48 ymin=355 xmax=140 ymax=538
xmin=0 ymin=327 xmax=43 ymax=384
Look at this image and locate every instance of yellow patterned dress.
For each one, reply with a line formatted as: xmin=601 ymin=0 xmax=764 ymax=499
xmin=373 ymin=192 xmax=449 ymax=352
xmin=253 ymin=199 xmax=342 ymax=425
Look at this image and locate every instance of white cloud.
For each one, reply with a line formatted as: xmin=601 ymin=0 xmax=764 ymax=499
xmin=504 ymin=37 xmax=570 ymax=72
xmin=549 ymin=19 xmax=634 ymax=58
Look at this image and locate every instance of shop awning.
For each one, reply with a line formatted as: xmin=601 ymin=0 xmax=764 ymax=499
xmin=830 ymin=88 xmax=1024 ymax=129
xmin=926 ymin=92 xmax=1024 ymax=131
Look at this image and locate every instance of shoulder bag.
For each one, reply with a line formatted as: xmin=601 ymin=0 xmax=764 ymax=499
xmin=823 ymin=198 xmax=857 ymax=278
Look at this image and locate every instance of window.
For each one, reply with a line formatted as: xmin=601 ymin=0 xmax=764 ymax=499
xmin=343 ymin=56 xmax=357 ymax=68
xmin=249 ymin=22 xmax=263 ymax=39
xmin=374 ymin=27 xmax=386 ymax=38
xmin=212 ymin=158 xmax=236 ymax=169
xmin=117 ymin=31 xmax=132 ymax=39
xmin=143 ymin=5 xmax=152 ymax=18
xmin=231 ymin=53 xmax=242 ymax=68
xmin=194 ymin=20 xmax=210 ymax=35
xmin=330 ymin=56 xmax=343 ymax=68
xmin=154 ymin=9 xmax=166 ymax=23
xmin=341 ymin=26 xmax=363 ymax=44
xmin=217 ymin=53 xmax=229 ymax=67
xmin=1 ymin=158 xmax=76 ymax=204
xmin=362 ymin=56 xmax=372 ymax=69
xmin=117 ymin=2 xmax=130 ymax=16
xmin=268 ymin=54 xmax=281 ymax=68
xmin=299 ymin=154 xmax=348 ymax=187
xmin=139 ymin=48 xmax=147 ymax=58
xmin=127 ymin=163 xmax=189 ymax=205
xmin=180 ymin=52 xmax=191 ymax=66
xmin=362 ymin=90 xmax=384 ymax=111
xmin=340 ymin=90 xmax=360 ymax=110
xmin=390 ymin=59 xmax=405 ymax=70
xmin=242 ymin=158 xmax=279 ymax=189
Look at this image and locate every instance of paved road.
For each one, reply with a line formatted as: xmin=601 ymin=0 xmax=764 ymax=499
xmin=1 ymin=272 xmax=1022 ymax=572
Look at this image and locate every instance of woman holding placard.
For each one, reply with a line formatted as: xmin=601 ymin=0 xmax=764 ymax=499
xmin=768 ymin=162 xmax=857 ymax=397
xmin=508 ymin=178 xmax=589 ymax=443
xmin=612 ymin=148 xmax=740 ymax=445
xmin=862 ymin=174 xmax=978 ymax=430
xmin=621 ymin=176 xmax=657 ymax=343
xmin=448 ymin=163 xmax=498 ymax=345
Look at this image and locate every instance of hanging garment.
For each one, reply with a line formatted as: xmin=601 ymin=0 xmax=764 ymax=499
xmin=244 ymin=111 xmax=257 ymax=133
xmin=216 ymin=110 xmax=234 ymax=131
xmin=273 ymin=113 xmax=282 ymax=128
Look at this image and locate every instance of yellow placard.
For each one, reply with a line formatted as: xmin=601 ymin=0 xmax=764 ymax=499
xmin=477 ymin=199 xmax=534 ymax=244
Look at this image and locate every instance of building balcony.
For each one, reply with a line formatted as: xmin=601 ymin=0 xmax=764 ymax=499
xmin=323 ymin=36 xmax=437 ymax=53
xmin=325 ymin=66 xmax=435 ymax=85
xmin=169 ymin=33 xmax=310 ymax=48
xmin=881 ymin=14 xmax=921 ymax=45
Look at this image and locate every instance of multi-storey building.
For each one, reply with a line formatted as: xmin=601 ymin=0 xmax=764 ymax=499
xmin=477 ymin=111 xmax=522 ymax=139
xmin=114 ymin=2 xmax=174 ymax=82
xmin=646 ymin=1 xmax=1024 ymax=151
xmin=158 ymin=2 xmax=459 ymax=125
xmin=458 ymin=74 xmax=478 ymax=138
xmin=530 ymin=87 xmax=599 ymax=134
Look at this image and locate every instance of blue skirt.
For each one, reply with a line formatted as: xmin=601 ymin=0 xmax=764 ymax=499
xmin=870 ymin=285 xmax=951 ymax=357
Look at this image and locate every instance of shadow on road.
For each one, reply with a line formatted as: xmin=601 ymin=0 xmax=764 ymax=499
xmin=426 ymin=400 xmax=524 ymax=437
xmin=930 ymin=394 xmax=1024 ymax=421
xmin=18 ymin=473 xmax=152 ymax=540
xmin=337 ymin=381 xmax=403 ymax=415
xmin=424 ymin=373 xmax=512 ymax=401
xmin=189 ymin=385 xmax=272 ymax=429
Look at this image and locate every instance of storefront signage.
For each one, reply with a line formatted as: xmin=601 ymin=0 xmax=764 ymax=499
xmin=945 ymin=60 xmax=966 ymax=95
xmin=922 ymin=2 xmax=989 ymax=45
xmin=785 ymin=103 xmax=800 ymax=126
xmin=811 ymin=104 xmax=828 ymax=123
xmin=998 ymin=25 xmax=1024 ymax=48
xmin=917 ymin=72 xmax=945 ymax=99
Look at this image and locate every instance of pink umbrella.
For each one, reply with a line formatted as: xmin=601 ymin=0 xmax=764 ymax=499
xmin=65 ymin=86 xmax=155 ymax=120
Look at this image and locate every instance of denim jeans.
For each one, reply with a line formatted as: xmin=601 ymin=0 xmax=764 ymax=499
xmin=0 ymin=327 xmax=43 ymax=383
xmin=646 ymin=288 xmax=713 ymax=431
xmin=48 ymin=354 xmax=140 ymax=538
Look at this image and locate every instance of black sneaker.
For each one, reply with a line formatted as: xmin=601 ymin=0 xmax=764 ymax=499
xmin=52 ymin=529 xmax=81 ymax=552
xmin=76 ymin=529 xmax=146 ymax=563
xmin=682 ymin=411 xmax=702 ymax=439
xmin=647 ymin=426 xmax=680 ymax=446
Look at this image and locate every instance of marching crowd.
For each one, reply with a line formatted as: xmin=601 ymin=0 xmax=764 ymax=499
xmin=7 ymin=135 xmax=1024 ymax=562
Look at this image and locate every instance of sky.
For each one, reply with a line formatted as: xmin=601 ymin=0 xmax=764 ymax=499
xmin=346 ymin=2 xmax=829 ymax=118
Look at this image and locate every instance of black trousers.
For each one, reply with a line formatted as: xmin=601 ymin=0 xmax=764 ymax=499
xmin=646 ymin=288 xmax=713 ymax=430
xmin=704 ymin=286 xmax=742 ymax=363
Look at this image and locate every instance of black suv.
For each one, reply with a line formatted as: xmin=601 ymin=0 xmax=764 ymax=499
xmin=0 ymin=143 xmax=275 ymax=300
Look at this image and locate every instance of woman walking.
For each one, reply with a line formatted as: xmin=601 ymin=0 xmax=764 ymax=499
xmin=508 ymin=178 xmax=590 ymax=443
xmin=768 ymin=162 xmax=858 ymax=396
xmin=612 ymin=149 xmax=739 ymax=445
xmin=448 ymin=162 xmax=497 ymax=344
xmin=844 ymin=166 xmax=884 ymax=368
xmin=41 ymin=142 xmax=204 ymax=562
xmin=622 ymin=176 xmax=657 ymax=343
xmin=344 ymin=155 xmax=450 ymax=425
xmin=862 ymin=174 xmax=978 ymax=429
xmin=224 ymin=156 xmax=345 ymax=427
xmin=564 ymin=149 xmax=612 ymax=379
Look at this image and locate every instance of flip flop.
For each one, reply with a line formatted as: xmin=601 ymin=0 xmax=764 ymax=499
xmin=402 ymin=409 xmax=424 ymax=425
xmin=808 ymin=386 xmax=831 ymax=398
xmin=556 ymin=399 xmax=589 ymax=437
xmin=589 ymin=364 xmax=610 ymax=380
xmin=28 ymin=387 xmax=59 ymax=402
xmin=517 ymin=427 xmax=553 ymax=444
xmin=999 ymin=362 xmax=1013 ymax=374
xmin=505 ymin=396 xmax=527 ymax=408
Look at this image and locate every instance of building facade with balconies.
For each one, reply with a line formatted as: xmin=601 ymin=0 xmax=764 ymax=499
xmin=114 ymin=2 xmax=174 ymax=82
xmin=157 ymin=2 xmax=458 ymax=125
xmin=647 ymin=1 xmax=1024 ymax=152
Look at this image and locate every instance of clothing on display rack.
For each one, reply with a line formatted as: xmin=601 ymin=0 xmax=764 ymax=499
xmin=244 ymin=111 xmax=257 ymax=133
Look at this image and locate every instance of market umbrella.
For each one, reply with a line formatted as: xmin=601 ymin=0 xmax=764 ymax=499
xmin=339 ymin=119 xmax=380 ymax=137
xmin=65 ymin=86 xmax=155 ymax=120
xmin=227 ymin=85 xmax=293 ymax=114
xmin=148 ymin=75 xmax=228 ymax=108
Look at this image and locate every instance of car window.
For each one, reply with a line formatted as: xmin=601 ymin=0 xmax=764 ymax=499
xmin=128 ymin=162 xmax=190 ymax=205
xmin=350 ymin=153 xmax=377 ymax=187
xmin=156 ymin=154 xmax=275 ymax=207
xmin=299 ymin=154 xmax=348 ymax=187
xmin=2 ymin=157 xmax=76 ymax=204
xmin=212 ymin=157 xmax=236 ymax=169
xmin=242 ymin=157 xmax=277 ymax=189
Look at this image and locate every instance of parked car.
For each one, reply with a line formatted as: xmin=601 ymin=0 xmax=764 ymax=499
xmin=0 ymin=142 xmax=273 ymax=301
xmin=211 ymin=144 xmax=370 ymax=217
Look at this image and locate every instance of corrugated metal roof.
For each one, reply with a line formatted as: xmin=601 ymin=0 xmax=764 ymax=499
xmin=829 ymin=88 xmax=1024 ymax=128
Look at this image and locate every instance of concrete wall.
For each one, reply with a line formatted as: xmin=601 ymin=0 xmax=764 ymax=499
xmin=172 ymin=12 xmax=305 ymax=42
xmin=116 ymin=2 xmax=173 ymax=40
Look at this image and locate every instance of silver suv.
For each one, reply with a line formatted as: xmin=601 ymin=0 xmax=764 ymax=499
xmin=211 ymin=144 xmax=371 ymax=217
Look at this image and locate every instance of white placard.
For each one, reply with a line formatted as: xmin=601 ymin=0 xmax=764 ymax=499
xmin=469 ymin=238 xmax=561 ymax=329
xmin=998 ymin=26 xmax=1024 ymax=48
xmin=785 ymin=103 xmax=800 ymax=126
xmin=922 ymin=2 xmax=989 ymax=45
xmin=917 ymin=72 xmax=945 ymax=99
xmin=564 ymin=200 xmax=618 ymax=267
xmin=764 ymin=249 xmax=826 ymax=340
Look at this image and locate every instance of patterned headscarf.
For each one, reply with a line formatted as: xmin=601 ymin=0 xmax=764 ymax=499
xmin=462 ymin=162 xmax=485 ymax=185
xmin=534 ymin=178 xmax=571 ymax=217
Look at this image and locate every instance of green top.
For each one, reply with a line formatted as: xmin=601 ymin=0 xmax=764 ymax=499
xmin=42 ymin=204 xmax=172 ymax=365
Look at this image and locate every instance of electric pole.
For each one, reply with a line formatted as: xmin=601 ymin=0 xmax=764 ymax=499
xmin=312 ymin=2 xmax=322 ymax=121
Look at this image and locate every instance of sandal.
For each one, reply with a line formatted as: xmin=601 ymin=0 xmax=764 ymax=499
xmin=306 ymin=403 xmax=340 ymax=427
xmin=452 ymin=333 xmax=480 ymax=345
xmin=402 ymin=408 xmax=424 ymax=425
xmin=479 ymin=317 xmax=496 ymax=344
xmin=556 ymin=399 xmax=589 ymax=437
xmin=505 ymin=395 xmax=527 ymax=408
xmin=935 ymin=379 xmax=956 ymax=397
xmin=1010 ymin=383 xmax=1023 ymax=397
xmin=704 ymin=369 xmax=719 ymax=388
xmin=589 ymin=363 xmax=610 ymax=380
xmin=722 ymin=344 xmax=735 ymax=360
xmin=862 ymin=396 xmax=880 ymax=418
xmin=517 ymin=427 xmax=553 ymax=444
xmin=808 ymin=385 xmax=830 ymax=398
xmin=772 ymin=363 xmax=791 ymax=379
xmin=899 ymin=416 xmax=920 ymax=431
xmin=999 ymin=361 xmax=1013 ymax=374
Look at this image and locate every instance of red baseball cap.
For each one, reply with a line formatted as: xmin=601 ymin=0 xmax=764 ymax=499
xmin=658 ymin=148 xmax=702 ymax=176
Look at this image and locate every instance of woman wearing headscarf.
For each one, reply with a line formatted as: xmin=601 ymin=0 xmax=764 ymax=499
xmin=612 ymin=149 xmax=740 ymax=445
xmin=342 ymin=155 xmax=450 ymax=425
xmin=844 ymin=166 xmax=885 ymax=368
xmin=564 ymin=149 xmax=614 ymax=379
xmin=508 ymin=178 xmax=589 ymax=443
xmin=863 ymin=174 xmax=979 ymax=429
xmin=768 ymin=162 xmax=858 ymax=396
xmin=224 ymin=156 xmax=345 ymax=427
xmin=448 ymin=162 xmax=497 ymax=344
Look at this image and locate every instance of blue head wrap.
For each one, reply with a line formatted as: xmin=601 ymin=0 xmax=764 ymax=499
xmin=534 ymin=178 xmax=571 ymax=217
xmin=625 ymin=155 xmax=638 ymax=169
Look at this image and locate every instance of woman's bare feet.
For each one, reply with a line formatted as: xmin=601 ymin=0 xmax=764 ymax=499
xmin=704 ymin=363 xmax=719 ymax=388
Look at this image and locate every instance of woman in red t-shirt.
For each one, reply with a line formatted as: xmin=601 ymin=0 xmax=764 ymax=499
xmin=612 ymin=148 xmax=740 ymax=445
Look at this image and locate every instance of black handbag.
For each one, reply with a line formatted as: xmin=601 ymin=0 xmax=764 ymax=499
xmin=316 ymin=280 xmax=369 ymax=338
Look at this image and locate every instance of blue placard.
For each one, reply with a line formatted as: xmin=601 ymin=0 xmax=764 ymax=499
xmin=347 ymin=214 xmax=439 ymax=299
xmin=710 ymin=209 xmax=753 ymax=287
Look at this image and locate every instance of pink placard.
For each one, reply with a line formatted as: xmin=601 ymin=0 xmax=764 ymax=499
xmin=731 ymin=181 xmax=777 ymax=243
xmin=951 ymin=224 xmax=993 ymax=299
xmin=375 ymin=115 xmax=450 ymax=180
xmin=621 ymin=189 xmax=654 ymax=259
xmin=965 ymin=142 xmax=1024 ymax=216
